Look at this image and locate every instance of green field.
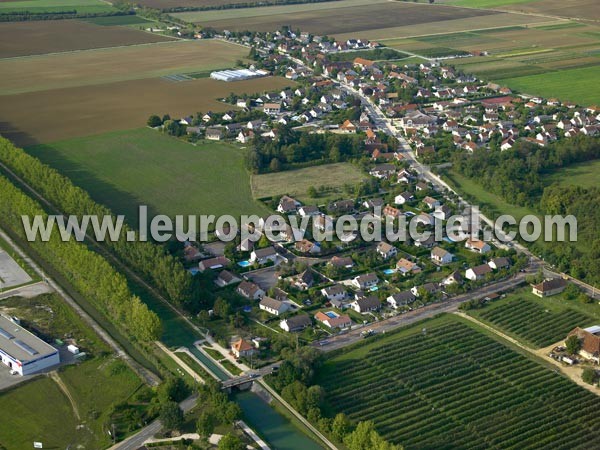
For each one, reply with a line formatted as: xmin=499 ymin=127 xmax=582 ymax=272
xmin=498 ymin=65 xmax=600 ymax=105
xmin=317 ymin=315 xmax=600 ymax=449
xmin=251 ymin=162 xmax=367 ymax=204
xmin=470 ymin=289 xmax=596 ymax=347
xmin=27 ymin=128 xmax=269 ymax=226
xmin=444 ymin=169 xmax=536 ymax=221
xmin=0 ymin=0 xmax=115 ymax=14
xmin=0 ymin=377 xmax=82 ymax=449
xmin=544 ymin=159 xmax=600 ymax=189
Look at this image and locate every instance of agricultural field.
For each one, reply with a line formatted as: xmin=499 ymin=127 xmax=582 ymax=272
xmin=0 ymin=39 xmax=249 ymax=94
xmin=0 ymin=0 xmax=114 ymax=14
xmin=497 ymin=65 xmax=600 ymax=105
xmin=251 ymin=162 xmax=367 ymax=203
xmin=544 ymin=159 xmax=600 ymax=189
xmin=0 ymin=20 xmax=174 ymax=58
xmin=498 ymin=0 xmax=600 ymax=21
xmin=138 ymin=0 xmax=265 ymax=10
xmin=0 ymin=75 xmax=292 ymax=146
xmin=176 ymin=1 xmax=499 ymax=35
xmin=317 ymin=316 xmax=600 ymax=449
xmin=470 ymin=290 xmax=596 ymax=348
xmin=27 ymin=128 xmax=269 ymax=223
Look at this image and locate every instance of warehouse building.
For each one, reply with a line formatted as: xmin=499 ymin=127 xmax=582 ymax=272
xmin=210 ymin=68 xmax=268 ymax=82
xmin=0 ymin=314 xmax=60 ymax=376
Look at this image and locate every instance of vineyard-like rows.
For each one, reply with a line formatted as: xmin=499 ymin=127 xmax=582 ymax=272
xmin=478 ymin=299 xmax=594 ymax=347
xmin=318 ymin=319 xmax=600 ymax=450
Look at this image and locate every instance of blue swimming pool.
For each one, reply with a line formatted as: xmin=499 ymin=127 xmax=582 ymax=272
xmin=324 ymin=311 xmax=338 ymax=319
xmin=383 ymin=268 xmax=397 ymax=275
xmin=188 ymin=268 xmax=199 ymax=275
xmin=238 ymin=260 xmax=252 ymax=267
xmin=370 ymin=286 xmax=379 ymax=292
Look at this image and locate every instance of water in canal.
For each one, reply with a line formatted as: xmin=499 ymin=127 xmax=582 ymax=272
xmin=137 ymin=287 xmax=325 ymax=449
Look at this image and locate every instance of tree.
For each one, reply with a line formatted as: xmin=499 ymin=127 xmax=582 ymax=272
xmin=582 ymin=367 xmax=597 ymax=385
xmin=307 ymin=186 xmax=318 ymax=198
xmin=344 ymin=420 xmax=403 ymax=450
xmin=158 ymin=376 xmax=190 ymax=403
xmin=197 ymin=411 xmax=216 ymax=437
xmin=213 ymin=297 xmax=232 ymax=319
xmin=218 ymin=433 xmax=245 ymax=450
xmin=332 ymin=413 xmax=352 ymax=441
xmin=565 ymin=335 xmax=581 ymax=355
xmin=147 ymin=115 xmax=162 ymax=128
xmin=159 ymin=401 xmax=184 ymax=431
xmin=269 ymin=158 xmax=282 ymax=172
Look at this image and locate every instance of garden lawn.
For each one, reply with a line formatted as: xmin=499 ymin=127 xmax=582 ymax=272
xmin=544 ymin=159 xmax=600 ymax=189
xmin=27 ymin=128 xmax=269 ymax=227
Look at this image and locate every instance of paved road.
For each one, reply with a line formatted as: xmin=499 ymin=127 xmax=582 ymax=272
xmin=313 ymin=271 xmax=532 ymax=352
xmin=110 ymin=395 xmax=198 ymax=450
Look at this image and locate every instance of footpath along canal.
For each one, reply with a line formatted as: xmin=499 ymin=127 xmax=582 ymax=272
xmin=139 ymin=287 xmax=326 ymax=450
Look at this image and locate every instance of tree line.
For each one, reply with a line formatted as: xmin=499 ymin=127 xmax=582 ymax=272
xmin=0 ymin=138 xmax=192 ymax=306
xmin=0 ymin=174 xmax=162 ymax=342
xmin=245 ymin=125 xmax=366 ymax=173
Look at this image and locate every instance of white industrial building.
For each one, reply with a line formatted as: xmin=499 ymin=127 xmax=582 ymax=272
xmin=210 ymin=68 xmax=268 ymax=82
xmin=0 ymin=314 xmax=60 ymax=376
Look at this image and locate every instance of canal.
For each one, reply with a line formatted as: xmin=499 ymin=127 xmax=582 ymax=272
xmin=136 ymin=285 xmax=325 ymax=450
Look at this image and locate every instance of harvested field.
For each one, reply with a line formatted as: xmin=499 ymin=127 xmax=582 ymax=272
xmin=178 ymin=2 xmax=498 ymax=35
xmin=500 ymin=0 xmax=600 ymax=21
xmin=0 ymin=76 xmax=293 ymax=146
xmin=172 ymin=0 xmax=388 ymax=22
xmin=334 ymin=11 xmax=550 ymax=41
xmin=0 ymin=39 xmax=249 ymax=94
xmin=0 ymin=20 xmax=174 ymax=58
xmin=138 ymin=0 xmax=278 ymax=10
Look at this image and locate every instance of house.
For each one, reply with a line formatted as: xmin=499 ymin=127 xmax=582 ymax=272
xmin=465 ymin=264 xmax=493 ymax=281
xmin=339 ymin=119 xmax=357 ymax=133
xmin=394 ymin=192 xmax=414 ymax=205
xmin=488 ymin=257 xmax=510 ymax=270
xmin=295 ymin=239 xmax=321 ymax=254
xmin=277 ymin=195 xmax=300 ymax=213
xmin=382 ymin=205 xmax=402 ymax=220
xmin=294 ymin=269 xmax=315 ymax=290
xmin=411 ymin=282 xmax=440 ymax=297
xmin=198 ymin=256 xmax=230 ymax=272
xmin=250 ymin=247 xmax=278 ymax=264
xmin=370 ymin=164 xmax=396 ymax=179
xmin=315 ymin=311 xmax=352 ymax=329
xmin=465 ymin=239 xmax=491 ymax=254
xmin=352 ymin=273 xmax=379 ymax=290
xmin=566 ymin=326 xmax=600 ymax=363
xmin=364 ymin=198 xmax=384 ymax=210
xmin=237 ymin=280 xmax=265 ymax=300
xmin=431 ymin=246 xmax=453 ymax=265
xmin=350 ymin=295 xmax=381 ymax=313
xmin=396 ymin=258 xmax=421 ymax=276
xmin=397 ymin=169 xmax=414 ymax=184
xmin=376 ymin=242 xmax=397 ymax=259
xmin=321 ymin=284 xmax=347 ymax=302
xmin=298 ymin=205 xmax=320 ymax=217
xmin=263 ymin=102 xmax=281 ymax=115
xmin=259 ymin=296 xmax=289 ymax=316
xmin=216 ymin=270 xmax=241 ymax=287
xmin=423 ymin=196 xmax=440 ymax=210
xmin=328 ymin=256 xmax=354 ymax=269
xmin=532 ymin=278 xmax=567 ymax=297
xmin=280 ymin=314 xmax=312 ymax=332
xmin=387 ymin=291 xmax=416 ymax=308
xmin=433 ymin=205 xmax=452 ymax=221
xmin=415 ymin=181 xmax=429 ymax=192
xmin=231 ymin=338 xmax=256 ymax=358
xmin=205 ymin=127 xmax=224 ymax=140
xmin=443 ymin=271 xmax=463 ymax=286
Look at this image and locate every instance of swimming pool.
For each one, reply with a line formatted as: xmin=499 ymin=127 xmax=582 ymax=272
xmin=238 ymin=260 xmax=252 ymax=267
xmin=324 ymin=311 xmax=338 ymax=319
xmin=188 ymin=268 xmax=199 ymax=275
xmin=383 ymin=268 xmax=397 ymax=275
xmin=370 ymin=286 xmax=379 ymax=292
